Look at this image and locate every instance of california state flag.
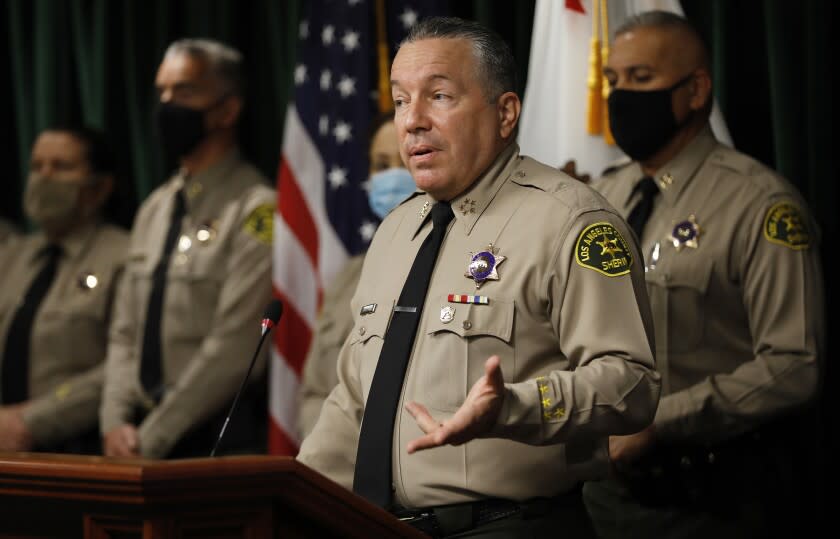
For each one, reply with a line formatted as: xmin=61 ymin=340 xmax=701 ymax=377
xmin=518 ymin=0 xmax=731 ymax=178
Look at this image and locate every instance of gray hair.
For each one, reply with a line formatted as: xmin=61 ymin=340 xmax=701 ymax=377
xmin=165 ymin=38 xmax=244 ymax=97
xmin=400 ymin=16 xmax=516 ymax=102
xmin=613 ymin=11 xmax=709 ymax=67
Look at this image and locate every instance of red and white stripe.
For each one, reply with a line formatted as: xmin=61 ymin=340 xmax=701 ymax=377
xmin=269 ymin=104 xmax=348 ymax=454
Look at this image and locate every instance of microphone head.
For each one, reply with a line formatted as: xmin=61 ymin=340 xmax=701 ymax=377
xmin=263 ymin=299 xmax=284 ymax=324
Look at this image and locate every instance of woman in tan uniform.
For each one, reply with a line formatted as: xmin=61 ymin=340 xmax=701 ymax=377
xmin=0 ymin=126 xmax=128 ymax=453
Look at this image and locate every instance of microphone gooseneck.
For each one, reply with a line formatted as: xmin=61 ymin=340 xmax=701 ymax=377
xmin=210 ymin=299 xmax=284 ymax=457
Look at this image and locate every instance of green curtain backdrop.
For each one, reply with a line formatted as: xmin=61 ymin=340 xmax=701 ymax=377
xmin=3 ymin=0 xmax=830 ymax=233
xmin=0 ymin=0 xmax=537 ymax=229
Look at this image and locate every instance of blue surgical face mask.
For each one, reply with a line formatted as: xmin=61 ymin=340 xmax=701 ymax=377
xmin=367 ymin=167 xmax=416 ymax=220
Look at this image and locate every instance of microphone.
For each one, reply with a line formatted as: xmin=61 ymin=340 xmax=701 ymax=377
xmin=210 ymin=299 xmax=283 ymax=457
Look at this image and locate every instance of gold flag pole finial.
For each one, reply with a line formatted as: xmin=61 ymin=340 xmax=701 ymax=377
xmin=585 ymin=0 xmax=603 ymax=135
xmin=375 ymin=0 xmax=392 ymax=113
xmin=600 ymin=0 xmax=615 ymax=144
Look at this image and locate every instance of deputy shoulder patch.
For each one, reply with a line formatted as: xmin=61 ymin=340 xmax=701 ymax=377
xmin=575 ymin=222 xmax=633 ymax=277
xmin=763 ymin=201 xmax=810 ymax=250
xmin=243 ymin=204 xmax=274 ymax=244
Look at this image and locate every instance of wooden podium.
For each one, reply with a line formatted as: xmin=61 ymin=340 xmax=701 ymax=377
xmin=0 ymin=453 xmax=426 ymax=538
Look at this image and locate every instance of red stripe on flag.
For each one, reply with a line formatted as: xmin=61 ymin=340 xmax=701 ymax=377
xmin=268 ymin=416 xmax=299 ymax=456
xmin=272 ymin=286 xmax=315 ymax=377
xmin=565 ymin=0 xmax=585 ymax=14
xmin=278 ymin=158 xmax=319 ymax=269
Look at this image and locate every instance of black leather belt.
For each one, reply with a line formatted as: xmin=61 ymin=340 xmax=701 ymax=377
xmin=392 ymin=487 xmax=582 ymax=537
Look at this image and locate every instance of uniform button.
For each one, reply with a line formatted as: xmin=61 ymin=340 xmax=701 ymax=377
xmin=462 ymin=320 xmax=472 ymax=330
xmin=359 ymin=327 xmax=366 ymax=336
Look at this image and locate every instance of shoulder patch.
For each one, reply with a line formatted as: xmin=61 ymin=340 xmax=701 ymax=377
xmin=243 ymin=203 xmax=274 ymax=244
xmin=763 ymin=201 xmax=810 ymax=250
xmin=575 ymin=222 xmax=633 ymax=277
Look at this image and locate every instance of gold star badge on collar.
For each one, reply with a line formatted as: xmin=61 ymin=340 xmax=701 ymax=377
xmin=419 ymin=200 xmax=431 ymax=219
xmin=458 ymin=198 xmax=476 ymax=215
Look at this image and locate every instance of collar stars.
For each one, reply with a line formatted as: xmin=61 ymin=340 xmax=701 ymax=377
xmin=458 ymin=198 xmax=476 ymax=215
xmin=659 ymin=172 xmax=674 ymax=190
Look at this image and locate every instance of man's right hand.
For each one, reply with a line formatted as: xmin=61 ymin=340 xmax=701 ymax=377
xmin=104 ymin=424 xmax=140 ymax=457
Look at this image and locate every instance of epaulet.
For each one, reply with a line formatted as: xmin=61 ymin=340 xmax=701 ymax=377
xmin=395 ymin=190 xmax=426 ymax=207
xmin=600 ymin=156 xmax=633 ymax=177
xmin=707 ymin=145 xmax=760 ymax=176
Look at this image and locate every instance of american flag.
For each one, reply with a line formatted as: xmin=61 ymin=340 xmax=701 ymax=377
xmin=270 ymin=0 xmax=445 ymax=455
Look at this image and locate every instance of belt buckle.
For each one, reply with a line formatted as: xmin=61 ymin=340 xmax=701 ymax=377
xmin=399 ymin=511 xmax=441 ymax=537
xmin=397 ymin=510 xmax=433 ymax=523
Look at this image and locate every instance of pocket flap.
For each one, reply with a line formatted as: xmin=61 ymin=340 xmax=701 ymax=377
xmin=663 ymin=259 xmax=713 ymax=292
xmin=349 ymin=298 xmax=394 ymax=345
xmin=426 ymin=295 xmax=514 ymax=343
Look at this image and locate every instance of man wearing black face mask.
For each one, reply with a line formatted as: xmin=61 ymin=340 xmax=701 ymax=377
xmin=584 ymin=11 xmax=825 ymax=538
xmin=100 ymin=39 xmax=274 ymax=459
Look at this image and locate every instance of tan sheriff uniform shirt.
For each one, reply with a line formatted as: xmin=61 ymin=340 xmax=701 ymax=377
xmin=0 ymin=218 xmax=19 ymax=245
xmin=592 ymin=126 xmax=824 ymax=442
xmin=298 ymin=254 xmax=365 ymax=439
xmin=0 ymin=221 xmax=127 ymax=448
xmin=298 ymin=143 xmax=661 ymax=507
xmin=100 ymin=149 xmax=274 ymax=458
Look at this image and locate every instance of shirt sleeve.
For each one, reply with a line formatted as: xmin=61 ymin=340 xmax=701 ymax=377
xmin=297 ymin=329 xmax=365 ymax=490
xmin=297 ymin=258 xmax=362 ymax=439
xmin=100 ymin=258 xmax=140 ymax=434
xmin=24 ymin=364 xmax=104 ymax=446
xmin=654 ymin=196 xmax=824 ymax=441
xmin=491 ymin=209 xmax=661 ymax=446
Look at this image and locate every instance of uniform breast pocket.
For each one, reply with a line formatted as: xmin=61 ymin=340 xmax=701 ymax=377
xmin=349 ymin=299 xmax=394 ymax=402
xmin=47 ymin=307 xmax=108 ymax=370
xmin=659 ymin=260 xmax=713 ymax=353
xmin=421 ymin=296 xmax=515 ymax=412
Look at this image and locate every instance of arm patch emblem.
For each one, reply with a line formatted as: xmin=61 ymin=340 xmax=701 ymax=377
xmin=243 ymin=204 xmax=274 ymax=245
xmin=575 ymin=222 xmax=633 ymax=277
xmin=763 ymin=202 xmax=810 ymax=250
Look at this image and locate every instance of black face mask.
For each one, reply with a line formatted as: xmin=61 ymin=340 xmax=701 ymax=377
xmin=155 ymin=101 xmax=211 ymax=165
xmin=607 ymin=75 xmax=694 ymax=162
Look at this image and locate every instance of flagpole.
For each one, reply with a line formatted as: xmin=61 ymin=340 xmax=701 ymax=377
xmin=600 ymin=0 xmax=615 ymax=144
xmin=375 ymin=0 xmax=391 ymax=113
xmin=586 ymin=0 xmax=603 ymax=135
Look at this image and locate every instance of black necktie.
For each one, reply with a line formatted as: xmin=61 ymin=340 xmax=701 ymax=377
xmin=626 ymin=176 xmax=659 ymax=240
xmin=2 ymin=244 xmax=62 ymax=404
xmin=353 ymin=202 xmax=455 ymax=508
xmin=140 ymin=189 xmax=186 ymax=401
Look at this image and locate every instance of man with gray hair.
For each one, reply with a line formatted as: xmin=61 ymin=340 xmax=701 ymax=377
xmin=100 ymin=38 xmax=275 ymax=458
xmin=297 ymin=16 xmax=660 ymax=537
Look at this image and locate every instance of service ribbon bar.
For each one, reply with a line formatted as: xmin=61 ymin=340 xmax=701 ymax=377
xmin=447 ymin=294 xmax=489 ymax=305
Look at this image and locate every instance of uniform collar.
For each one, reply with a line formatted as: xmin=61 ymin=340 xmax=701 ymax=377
xmin=176 ymin=147 xmax=242 ymax=210
xmin=411 ymin=142 xmax=519 ymax=238
xmin=29 ymin=220 xmax=98 ymax=263
xmin=627 ymin=125 xmax=717 ymax=207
